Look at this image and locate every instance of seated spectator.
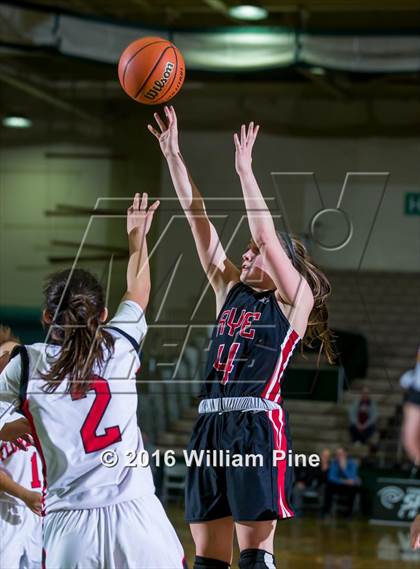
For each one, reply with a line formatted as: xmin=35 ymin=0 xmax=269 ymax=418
xmin=323 ymin=447 xmax=361 ymax=519
xmin=293 ymin=448 xmax=331 ymax=517
xmin=349 ymin=386 xmax=377 ymax=444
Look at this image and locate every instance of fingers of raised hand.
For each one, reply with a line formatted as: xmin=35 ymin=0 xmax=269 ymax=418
xmin=147 ymin=124 xmax=161 ymax=140
xmin=148 ymin=200 xmax=160 ymax=214
xmin=246 ymin=121 xmax=259 ymax=145
xmin=140 ymin=192 xmax=148 ymax=211
xmin=133 ymin=192 xmax=141 ymax=211
xmin=164 ymin=106 xmax=173 ymax=126
xmin=246 ymin=122 xmax=254 ymax=143
xmin=164 ymin=105 xmax=175 ymax=121
xmin=154 ymin=112 xmax=166 ymax=132
xmin=170 ymin=105 xmax=178 ymax=127
xmin=233 ymin=133 xmax=241 ymax=150
xmin=240 ymin=124 xmax=247 ymax=145
xmin=253 ymin=124 xmax=260 ymax=142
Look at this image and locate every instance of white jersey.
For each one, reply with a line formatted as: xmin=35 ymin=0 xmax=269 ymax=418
xmin=0 ymin=412 xmax=43 ymax=507
xmin=0 ymin=300 xmax=155 ymax=513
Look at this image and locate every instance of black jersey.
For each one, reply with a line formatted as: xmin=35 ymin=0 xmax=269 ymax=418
xmin=201 ymin=282 xmax=300 ymax=401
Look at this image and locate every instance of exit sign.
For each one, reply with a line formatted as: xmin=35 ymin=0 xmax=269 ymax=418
xmin=405 ymin=193 xmax=420 ymax=215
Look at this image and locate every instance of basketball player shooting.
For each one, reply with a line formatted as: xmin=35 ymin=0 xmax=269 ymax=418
xmin=149 ymin=106 xmax=334 ymax=569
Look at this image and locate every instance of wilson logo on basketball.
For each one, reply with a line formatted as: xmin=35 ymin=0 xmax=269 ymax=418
xmin=144 ymin=62 xmax=175 ymax=100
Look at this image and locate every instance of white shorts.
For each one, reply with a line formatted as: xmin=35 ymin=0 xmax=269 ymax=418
xmin=0 ymin=501 xmax=42 ymax=569
xmin=43 ymin=494 xmax=186 ymax=569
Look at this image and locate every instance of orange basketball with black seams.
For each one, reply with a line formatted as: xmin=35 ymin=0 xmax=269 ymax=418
xmin=118 ymin=36 xmax=185 ymax=105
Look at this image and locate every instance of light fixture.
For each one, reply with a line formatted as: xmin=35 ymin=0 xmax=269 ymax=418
xmin=2 ymin=115 xmax=32 ymax=128
xmin=229 ymin=3 xmax=268 ymax=21
xmin=309 ymin=66 xmax=326 ymax=76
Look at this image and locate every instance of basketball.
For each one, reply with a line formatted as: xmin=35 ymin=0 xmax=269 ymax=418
xmin=118 ymin=36 xmax=185 ymax=105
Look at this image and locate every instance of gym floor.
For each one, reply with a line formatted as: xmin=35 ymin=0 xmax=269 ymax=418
xmin=167 ymin=506 xmax=420 ymax=568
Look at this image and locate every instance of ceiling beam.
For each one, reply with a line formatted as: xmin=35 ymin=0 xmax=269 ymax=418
xmin=0 ymin=66 xmax=102 ymax=125
xmin=297 ymin=67 xmax=348 ymax=99
xmin=267 ymin=0 xmax=420 ymax=12
xmin=202 ymin=0 xmax=229 ymax=15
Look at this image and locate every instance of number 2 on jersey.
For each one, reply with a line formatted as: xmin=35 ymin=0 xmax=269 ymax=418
xmin=71 ymin=375 xmax=122 ymax=454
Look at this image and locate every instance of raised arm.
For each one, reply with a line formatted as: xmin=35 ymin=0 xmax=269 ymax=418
xmin=123 ymin=192 xmax=159 ymax=311
xmin=148 ymin=106 xmax=239 ymax=310
xmin=234 ymin=122 xmax=313 ymax=333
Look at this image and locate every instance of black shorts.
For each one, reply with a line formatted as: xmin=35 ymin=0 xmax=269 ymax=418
xmin=185 ymin=407 xmax=295 ymax=522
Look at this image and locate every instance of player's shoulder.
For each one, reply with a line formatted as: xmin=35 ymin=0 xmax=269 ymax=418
xmin=109 ymin=300 xmax=146 ymax=329
xmin=105 ymin=326 xmax=140 ymax=358
xmin=24 ymin=342 xmax=59 ymax=358
xmin=106 ymin=299 xmax=147 ymax=348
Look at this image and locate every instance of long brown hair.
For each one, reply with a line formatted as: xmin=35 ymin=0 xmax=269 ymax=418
xmin=276 ymin=232 xmax=335 ymax=365
xmin=42 ymin=269 xmax=114 ymax=395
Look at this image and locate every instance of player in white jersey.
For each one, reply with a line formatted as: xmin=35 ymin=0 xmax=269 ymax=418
xmin=0 ymin=193 xmax=186 ymax=569
xmin=0 ymin=412 xmax=43 ymax=569
xmin=0 ymin=328 xmax=43 ymax=569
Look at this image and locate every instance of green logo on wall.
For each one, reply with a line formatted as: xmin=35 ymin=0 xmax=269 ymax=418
xmin=405 ymin=193 xmax=420 ymax=215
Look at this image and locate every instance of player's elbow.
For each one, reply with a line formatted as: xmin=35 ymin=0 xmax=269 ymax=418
xmin=253 ymin=231 xmax=272 ymax=250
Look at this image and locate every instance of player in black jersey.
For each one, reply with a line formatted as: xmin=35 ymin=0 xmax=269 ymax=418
xmin=149 ymin=108 xmax=334 ymax=569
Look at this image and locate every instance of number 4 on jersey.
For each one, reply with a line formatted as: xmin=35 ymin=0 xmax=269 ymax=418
xmin=71 ymin=376 xmax=122 ymax=454
xmin=213 ymin=343 xmax=240 ymax=385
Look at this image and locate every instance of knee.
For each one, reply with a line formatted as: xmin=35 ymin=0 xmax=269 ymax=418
xmin=239 ymin=549 xmax=276 ymax=569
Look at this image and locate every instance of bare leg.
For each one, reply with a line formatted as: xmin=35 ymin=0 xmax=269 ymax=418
xmin=190 ymin=517 xmax=234 ymax=564
xmin=235 ymin=520 xmax=276 ymax=554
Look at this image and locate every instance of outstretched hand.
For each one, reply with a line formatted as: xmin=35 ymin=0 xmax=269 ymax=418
xmin=148 ymin=106 xmax=180 ymax=158
xmin=234 ymin=122 xmax=260 ymax=176
xmin=127 ymin=192 xmax=160 ymax=238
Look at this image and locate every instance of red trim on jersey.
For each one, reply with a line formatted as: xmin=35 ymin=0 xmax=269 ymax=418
xmin=22 ymin=400 xmax=48 ymax=516
xmin=266 ymin=409 xmax=294 ymax=519
xmin=271 ymin=329 xmax=300 ymax=403
xmin=261 ymin=328 xmax=299 ymax=402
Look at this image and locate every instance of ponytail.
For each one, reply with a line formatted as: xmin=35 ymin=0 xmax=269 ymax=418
xmin=42 ymin=269 xmax=114 ymax=395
